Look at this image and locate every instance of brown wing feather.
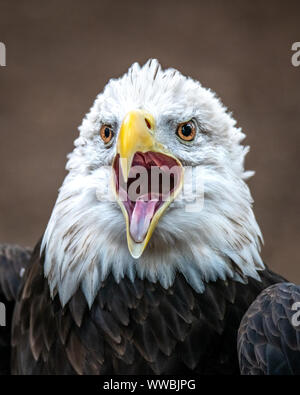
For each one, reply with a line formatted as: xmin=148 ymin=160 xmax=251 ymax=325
xmin=238 ymin=282 xmax=300 ymax=375
xmin=0 ymin=244 xmax=32 ymax=374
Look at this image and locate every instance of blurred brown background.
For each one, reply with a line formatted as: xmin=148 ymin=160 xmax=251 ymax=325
xmin=0 ymin=0 xmax=299 ymax=281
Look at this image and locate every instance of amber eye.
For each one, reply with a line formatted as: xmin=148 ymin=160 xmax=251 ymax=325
xmin=176 ymin=121 xmax=196 ymax=141
xmin=100 ymin=125 xmax=114 ymax=144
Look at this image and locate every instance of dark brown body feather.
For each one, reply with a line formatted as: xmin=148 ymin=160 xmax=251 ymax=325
xmin=0 ymin=244 xmax=32 ymax=374
xmin=238 ymin=283 xmax=300 ymax=375
xmin=9 ymin=242 xmax=285 ymax=375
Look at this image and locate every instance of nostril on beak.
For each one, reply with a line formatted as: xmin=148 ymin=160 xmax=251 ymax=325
xmin=145 ymin=118 xmax=151 ymax=130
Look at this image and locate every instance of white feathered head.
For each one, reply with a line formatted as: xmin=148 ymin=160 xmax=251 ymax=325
xmin=42 ymin=60 xmax=264 ymax=307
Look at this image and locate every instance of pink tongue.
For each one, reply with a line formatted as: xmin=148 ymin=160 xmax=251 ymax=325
xmin=130 ymin=199 xmax=158 ymax=243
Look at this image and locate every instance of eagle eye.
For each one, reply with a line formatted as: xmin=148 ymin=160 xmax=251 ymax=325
xmin=100 ymin=125 xmax=114 ymax=144
xmin=176 ymin=121 xmax=196 ymax=142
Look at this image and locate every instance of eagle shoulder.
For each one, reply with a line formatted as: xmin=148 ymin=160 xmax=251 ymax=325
xmin=238 ymin=282 xmax=300 ymax=375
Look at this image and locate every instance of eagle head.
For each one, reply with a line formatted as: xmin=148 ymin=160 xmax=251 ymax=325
xmin=41 ymin=60 xmax=264 ymax=307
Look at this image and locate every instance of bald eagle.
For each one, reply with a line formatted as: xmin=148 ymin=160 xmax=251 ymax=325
xmin=0 ymin=60 xmax=291 ymax=374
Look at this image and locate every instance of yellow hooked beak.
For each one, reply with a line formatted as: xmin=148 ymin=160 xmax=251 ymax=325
xmin=117 ymin=110 xmax=161 ymax=182
xmin=113 ymin=109 xmax=184 ymax=258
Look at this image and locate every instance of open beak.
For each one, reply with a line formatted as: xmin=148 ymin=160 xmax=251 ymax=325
xmin=112 ymin=109 xmax=184 ymax=259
